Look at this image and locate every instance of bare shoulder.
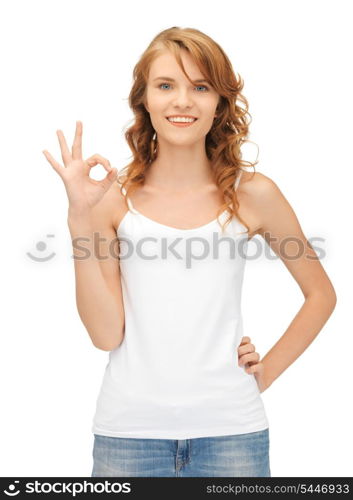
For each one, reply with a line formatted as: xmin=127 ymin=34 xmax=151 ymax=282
xmin=238 ymin=170 xmax=277 ymax=195
xmin=237 ymin=170 xmax=279 ymax=237
xmin=238 ymin=169 xmax=302 ymax=239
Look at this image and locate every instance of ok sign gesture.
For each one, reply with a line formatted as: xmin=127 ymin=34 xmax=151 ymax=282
xmin=42 ymin=121 xmax=117 ymax=213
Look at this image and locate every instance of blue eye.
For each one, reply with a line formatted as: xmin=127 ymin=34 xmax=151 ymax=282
xmin=195 ymin=85 xmax=209 ymax=92
xmin=159 ymin=83 xmax=209 ymax=92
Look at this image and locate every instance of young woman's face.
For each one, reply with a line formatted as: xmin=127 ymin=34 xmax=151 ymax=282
xmin=144 ymin=49 xmax=220 ymax=147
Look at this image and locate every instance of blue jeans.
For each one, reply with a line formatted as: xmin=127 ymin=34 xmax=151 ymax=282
xmin=91 ymin=428 xmax=271 ymax=477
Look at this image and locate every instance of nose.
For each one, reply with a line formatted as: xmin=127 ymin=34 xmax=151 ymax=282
xmin=171 ymin=88 xmax=193 ymax=109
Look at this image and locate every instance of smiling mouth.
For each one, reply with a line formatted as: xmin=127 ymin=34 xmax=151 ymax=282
xmin=165 ymin=117 xmax=198 ymax=126
xmin=165 ymin=116 xmax=197 ymax=123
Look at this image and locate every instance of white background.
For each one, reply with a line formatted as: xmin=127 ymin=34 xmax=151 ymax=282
xmin=0 ymin=0 xmax=351 ymax=477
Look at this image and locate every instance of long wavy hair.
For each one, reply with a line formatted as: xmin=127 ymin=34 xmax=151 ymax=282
xmin=118 ymin=26 xmax=258 ymax=234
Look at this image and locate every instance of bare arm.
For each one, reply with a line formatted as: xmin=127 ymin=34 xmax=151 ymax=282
xmin=248 ymin=173 xmax=337 ymax=390
xmin=68 ymin=202 xmax=125 ymax=351
xmin=43 ymin=121 xmax=125 ymax=351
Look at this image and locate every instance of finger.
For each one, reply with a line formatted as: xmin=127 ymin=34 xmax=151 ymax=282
xmin=239 ymin=351 xmax=260 ymax=365
xmin=239 ymin=336 xmax=251 ymax=345
xmin=86 ymin=154 xmax=112 ymax=172
xmin=238 ymin=343 xmax=255 ymax=355
xmin=42 ymin=150 xmax=65 ymax=177
xmin=72 ymin=120 xmax=83 ymax=160
xmin=56 ymin=129 xmax=72 ymax=166
xmin=98 ymin=167 xmax=117 ymax=191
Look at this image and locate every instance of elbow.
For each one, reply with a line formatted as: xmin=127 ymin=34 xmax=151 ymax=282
xmin=331 ymin=290 xmax=337 ymax=309
xmin=324 ymin=284 xmax=337 ymax=309
xmin=95 ymin=345 xmax=116 ymax=352
xmin=92 ymin=328 xmax=125 ymax=351
xmin=93 ymin=342 xmax=113 ymax=352
xmin=93 ymin=338 xmax=123 ymax=351
xmin=307 ymin=286 xmax=337 ymax=310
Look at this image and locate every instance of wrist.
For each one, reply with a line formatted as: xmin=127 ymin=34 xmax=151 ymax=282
xmin=262 ymin=363 xmax=273 ymax=391
xmin=68 ymin=206 xmax=92 ymax=221
xmin=67 ymin=209 xmax=93 ymax=235
xmin=257 ymin=359 xmax=273 ymax=393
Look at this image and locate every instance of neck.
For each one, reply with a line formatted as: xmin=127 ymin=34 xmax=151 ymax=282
xmin=146 ymin=139 xmax=215 ymax=191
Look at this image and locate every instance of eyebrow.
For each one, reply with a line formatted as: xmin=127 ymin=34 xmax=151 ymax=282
xmin=153 ymin=76 xmax=209 ymax=83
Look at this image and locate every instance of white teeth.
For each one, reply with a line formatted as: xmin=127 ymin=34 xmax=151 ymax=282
xmin=167 ymin=117 xmax=196 ymax=123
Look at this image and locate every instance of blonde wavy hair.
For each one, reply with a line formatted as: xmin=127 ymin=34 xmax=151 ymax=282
xmin=118 ymin=26 xmax=258 ymax=234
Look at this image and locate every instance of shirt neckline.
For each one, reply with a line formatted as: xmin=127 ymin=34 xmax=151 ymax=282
xmin=116 ymin=175 xmax=244 ymax=233
xmin=129 ymin=207 xmax=229 ymax=232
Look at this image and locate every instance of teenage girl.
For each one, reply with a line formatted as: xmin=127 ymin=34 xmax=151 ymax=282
xmin=42 ymin=27 xmax=336 ymax=477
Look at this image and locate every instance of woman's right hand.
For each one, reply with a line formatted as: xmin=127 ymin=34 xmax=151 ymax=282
xmin=42 ymin=121 xmax=117 ymax=214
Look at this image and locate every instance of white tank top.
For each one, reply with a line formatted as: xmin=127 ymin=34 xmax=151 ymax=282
xmin=92 ymin=169 xmax=269 ymax=439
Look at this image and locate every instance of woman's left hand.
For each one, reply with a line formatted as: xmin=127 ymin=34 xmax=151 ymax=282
xmin=237 ymin=336 xmax=268 ymax=393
